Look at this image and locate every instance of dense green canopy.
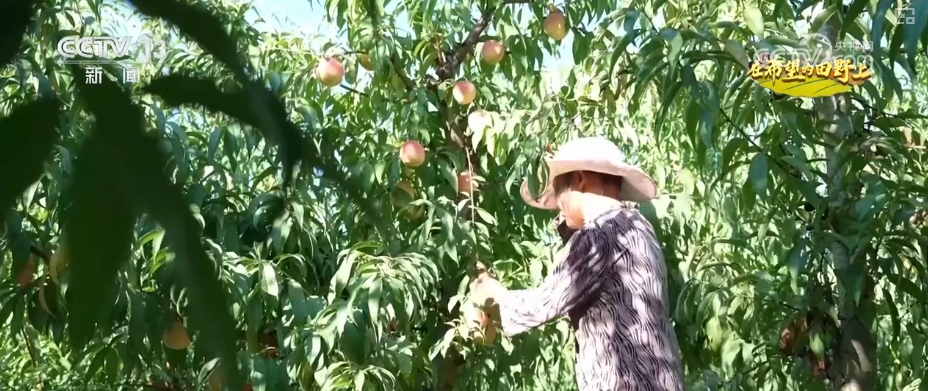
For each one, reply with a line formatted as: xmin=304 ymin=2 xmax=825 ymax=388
xmin=0 ymin=0 xmax=926 ymax=390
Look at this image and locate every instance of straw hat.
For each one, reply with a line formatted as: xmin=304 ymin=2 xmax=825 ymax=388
xmin=519 ymin=137 xmax=657 ymax=210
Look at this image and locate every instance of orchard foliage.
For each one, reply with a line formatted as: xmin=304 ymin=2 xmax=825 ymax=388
xmin=0 ymin=0 xmax=927 ymax=390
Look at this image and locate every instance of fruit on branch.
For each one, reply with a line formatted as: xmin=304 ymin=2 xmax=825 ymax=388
xmin=17 ymin=254 xmax=35 ymax=288
xmin=545 ymin=143 xmax=554 ymax=154
xmin=393 ymin=181 xmax=425 ymax=219
xmin=467 ymin=109 xmax=491 ymax=134
xmin=258 ymin=330 xmax=279 ymax=358
xmin=778 ymin=313 xmax=809 ymax=356
xmin=162 ymin=320 xmax=191 ymax=350
xmin=452 ymin=81 xmax=477 ymax=105
xmin=808 ymin=352 xmax=828 ymax=378
xmin=544 ymin=9 xmax=568 ymax=41
xmin=399 ymin=140 xmax=426 ymax=167
xmin=457 ymin=170 xmax=477 ymax=194
xmin=359 ymin=54 xmax=373 ymax=71
xmin=315 ymin=57 xmax=345 ymax=87
xmin=480 ymin=40 xmax=505 ymax=64
xmin=243 ymin=384 xmax=254 ymax=391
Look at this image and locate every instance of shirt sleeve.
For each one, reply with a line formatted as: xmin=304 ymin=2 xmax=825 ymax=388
xmin=489 ymin=227 xmax=615 ymax=336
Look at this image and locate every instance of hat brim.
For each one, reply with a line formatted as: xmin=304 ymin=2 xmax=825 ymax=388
xmin=519 ymin=159 xmax=658 ymax=210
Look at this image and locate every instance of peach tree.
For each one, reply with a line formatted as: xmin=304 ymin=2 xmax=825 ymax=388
xmin=1 ymin=0 xmax=928 ymax=390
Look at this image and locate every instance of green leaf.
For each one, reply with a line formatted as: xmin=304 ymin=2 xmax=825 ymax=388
xmin=144 ymin=75 xmax=303 ymax=188
xmin=0 ymin=0 xmax=38 ymax=68
xmin=743 ymin=5 xmax=764 ymax=37
xmin=145 ymin=76 xmax=252 ymax=126
xmin=870 ymin=0 xmax=895 ymax=64
xmin=748 ymin=153 xmax=768 ymax=194
xmin=72 ymin=67 xmax=244 ymax=388
xmin=655 ymin=80 xmax=683 ymax=139
xmin=367 ymin=277 xmax=382 ymax=329
xmin=839 ymin=0 xmax=870 ymax=39
xmin=261 ymin=263 xmax=279 ymax=298
xmin=890 ymin=276 xmax=926 ymax=304
xmin=722 ymin=39 xmax=750 ymax=69
xmin=809 ymin=325 xmax=825 ymax=357
xmin=0 ymin=98 xmax=61 ymax=214
xmin=63 ymin=130 xmax=137 ymax=351
xmin=902 ymin=0 xmax=928 ymax=71
xmin=127 ymin=0 xmax=243 ymax=78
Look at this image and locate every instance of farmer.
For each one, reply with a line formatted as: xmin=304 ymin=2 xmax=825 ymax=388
xmin=470 ymin=137 xmax=684 ymax=391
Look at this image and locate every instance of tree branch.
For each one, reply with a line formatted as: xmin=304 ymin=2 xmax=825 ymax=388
xmin=390 ymin=59 xmax=416 ymax=91
xmin=437 ymin=0 xmax=531 ymax=80
xmin=439 ymin=8 xmax=496 ymax=79
xmin=339 ymin=84 xmax=368 ymax=96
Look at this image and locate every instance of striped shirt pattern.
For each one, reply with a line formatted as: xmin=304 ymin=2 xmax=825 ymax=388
xmin=493 ymin=207 xmax=684 ymax=391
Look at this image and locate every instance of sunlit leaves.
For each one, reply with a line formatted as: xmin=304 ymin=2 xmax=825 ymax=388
xmin=128 ymin=0 xmax=304 ymax=192
xmin=742 ymin=3 xmax=764 ymax=37
xmin=1 ymin=0 xmax=928 ymax=388
xmin=747 ymin=153 xmax=768 ymax=197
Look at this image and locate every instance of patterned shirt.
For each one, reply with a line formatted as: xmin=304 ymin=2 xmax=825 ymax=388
xmin=492 ymin=207 xmax=684 ymax=391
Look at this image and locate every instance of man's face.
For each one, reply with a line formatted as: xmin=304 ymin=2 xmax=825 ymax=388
xmin=556 ymin=172 xmax=603 ymax=229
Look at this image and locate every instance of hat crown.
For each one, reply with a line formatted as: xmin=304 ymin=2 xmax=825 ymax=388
xmin=554 ymin=137 xmax=625 ymax=162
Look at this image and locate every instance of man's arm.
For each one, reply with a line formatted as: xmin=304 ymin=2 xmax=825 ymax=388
xmin=488 ymin=228 xmax=617 ymax=336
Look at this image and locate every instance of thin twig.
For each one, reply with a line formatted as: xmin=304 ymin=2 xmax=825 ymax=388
xmin=339 ymin=84 xmax=368 ymax=96
xmin=21 ymin=329 xmax=38 ymax=366
xmin=718 ymin=108 xmax=794 ymax=174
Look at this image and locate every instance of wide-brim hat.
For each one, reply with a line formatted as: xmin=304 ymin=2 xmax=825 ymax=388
xmin=519 ymin=137 xmax=657 ymax=210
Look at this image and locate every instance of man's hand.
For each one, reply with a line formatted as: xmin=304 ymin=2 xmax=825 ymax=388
xmin=469 ymin=262 xmax=502 ymax=308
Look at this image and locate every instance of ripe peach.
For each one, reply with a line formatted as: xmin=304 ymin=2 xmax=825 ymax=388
xmin=359 ymin=54 xmax=373 ymax=71
xmin=480 ymin=40 xmax=505 ymax=64
xmin=457 ymin=171 xmax=477 ymax=194
xmin=399 ymin=140 xmax=426 ymax=167
xmin=393 ymin=181 xmax=424 ymax=219
xmin=452 ymin=81 xmax=476 ymax=105
xmin=544 ymin=10 xmax=568 ymax=41
xmin=315 ymin=57 xmax=345 ymax=87
xmin=17 ymin=256 xmax=34 ymax=288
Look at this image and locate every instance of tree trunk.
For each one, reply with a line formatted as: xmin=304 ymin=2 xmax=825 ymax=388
xmin=814 ymin=15 xmax=877 ymax=391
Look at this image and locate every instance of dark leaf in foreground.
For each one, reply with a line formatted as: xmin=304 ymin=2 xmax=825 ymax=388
xmin=0 ymin=0 xmax=39 ymax=68
xmin=901 ymin=0 xmax=928 ymax=72
xmin=0 ymin=98 xmax=61 ymax=214
xmin=144 ymin=74 xmax=303 ymax=190
xmin=71 ymin=66 xmax=244 ymax=388
xmin=127 ymin=0 xmax=243 ymax=78
xmin=144 ymin=74 xmax=395 ymax=247
xmin=144 ymin=75 xmax=253 ymax=126
xmin=63 ymin=131 xmax=136 ymax=351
